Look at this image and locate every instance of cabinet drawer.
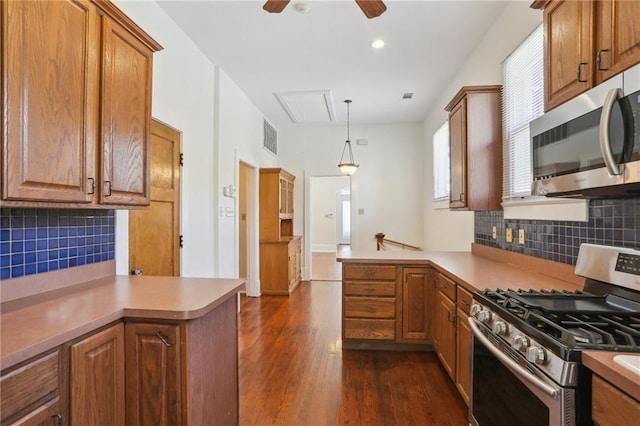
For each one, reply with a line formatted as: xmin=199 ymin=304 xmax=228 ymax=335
xmin=457 ymin=286 xmax=473 ymax=315
xmin=344 ymin=281 xmax=396 ymax=297
xmin=344 ymin=319 xmax=395 ymax=340
xmin=437 ymin=273 xmax=457 ymax=301
xmin=343 ymin=265 xmax=396 ymax=280
xmin=1 ymin=351 xmax=59 ymax=423
xmin=344 ymin=297 xmax=395 ymax=319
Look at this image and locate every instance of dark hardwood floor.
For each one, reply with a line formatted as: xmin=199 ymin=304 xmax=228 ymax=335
xmin=238 ymin=281 xmax=468 ymax=425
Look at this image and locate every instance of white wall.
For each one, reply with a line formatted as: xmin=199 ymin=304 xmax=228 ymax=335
xmin=113 ymin=1 xmax=271 ymax=293
xmin=422 ymin=1 xmax=541 ymax=251
xmin=310 ymin=176 xmax=350 ymax=251
xmin=278 ymin=123 xmax=424 ymax=277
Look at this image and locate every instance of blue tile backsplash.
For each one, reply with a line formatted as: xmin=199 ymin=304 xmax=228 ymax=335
xmin=0 ymin=208 xmax=115 ymax=280
xmin=474 ymin=199 xmax=640 ymax=266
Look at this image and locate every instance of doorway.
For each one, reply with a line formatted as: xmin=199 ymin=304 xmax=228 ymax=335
xmin=237 ymin=160 xmax=260 ymax=297
xmin=310 ymin=176 xmax=350 ymax=281
xmin=129 ymin=119 xmax=181 ymax=276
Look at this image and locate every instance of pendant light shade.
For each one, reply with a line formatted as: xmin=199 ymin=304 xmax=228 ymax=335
xmin=338 ymin=99 xmax=359 ymax=175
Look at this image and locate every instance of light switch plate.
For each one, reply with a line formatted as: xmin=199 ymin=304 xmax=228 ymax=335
xmin=518 ymin=229 xmax=525 ymax=244
xmin=492 ymin=226 xmax=497 ymax=240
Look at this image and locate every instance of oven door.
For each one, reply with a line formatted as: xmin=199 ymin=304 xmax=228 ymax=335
xmin=468 ymin=318 xmax=575 ymax=426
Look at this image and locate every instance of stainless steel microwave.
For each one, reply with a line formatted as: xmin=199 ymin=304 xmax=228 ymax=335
xmin=530 ymin=63 xmax=640 ymax=198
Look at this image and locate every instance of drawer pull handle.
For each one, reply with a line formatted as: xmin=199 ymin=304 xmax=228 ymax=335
xmin=364 ymin=270 xmax=375 ymax=277
xmin=52 ymin=413 xmax=63 ymax=426
xmin=439 ymin=284 xmax=448 ymax=290
xmin=156 ymin=332 xmax=174 ymax=347
xmin=460 ymin=299 xmax=470 ymax=306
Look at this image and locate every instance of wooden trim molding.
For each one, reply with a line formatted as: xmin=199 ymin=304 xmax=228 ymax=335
xmin=471 ymin=243 xmax=583 ymax=287
xmin=530 ymin=0 xmax=550 ymax=11
xmin=1 ymin=261 xmax=116 ymax=303
xmin=444 ymin=85 xmax=502 ymax=112
xmin=91 ymin=0 xmax=163 ymax=52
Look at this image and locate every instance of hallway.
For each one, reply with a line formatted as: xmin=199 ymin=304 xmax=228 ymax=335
xmin=238 ymin=281 xmax=468 ymax=425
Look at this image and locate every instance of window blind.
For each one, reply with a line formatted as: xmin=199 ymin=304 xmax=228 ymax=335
xmin=502 ymin=25 xmax=544 ymax=199
xmin=433 ymin=121 xmax=450 ymax=200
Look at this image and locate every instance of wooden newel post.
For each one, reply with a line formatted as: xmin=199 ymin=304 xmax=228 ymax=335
xmin=375 ymin=233 xmax=385 ymax=251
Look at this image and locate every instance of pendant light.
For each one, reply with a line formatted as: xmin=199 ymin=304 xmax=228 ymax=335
xmin=338 ymin=99 xmax=359 ymax=175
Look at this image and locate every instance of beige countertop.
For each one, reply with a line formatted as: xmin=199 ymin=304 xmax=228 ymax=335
xmin=337 ymin=249 xmax=584 ymax=293
xmin=0 ymin=275 xmax=245 ymax=370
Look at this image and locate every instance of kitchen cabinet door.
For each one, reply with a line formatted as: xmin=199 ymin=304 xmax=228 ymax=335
xmin=70 ymin=323 xmax=125 ymax=426
xmin=445 ymin=86 xmax=502 ymax=211
xmin=100 ymin=15 xmax=153 ymax=206
xmin=2 ymin=0 xmax=98 ymax=203
xmin=434 ymin=289 xmax=456 ymax=380
xmin=125 ymin=322 xmax=182 ymax=426
xmin=400 ymin=267 xmax=434 ymax=342
xmin=595 ymin=0 xmax=640 ymax=84
xmin=542 ymin=0 xmax=594 ymax=111
xmin=455 ymin=308 xmax=471 ymax=406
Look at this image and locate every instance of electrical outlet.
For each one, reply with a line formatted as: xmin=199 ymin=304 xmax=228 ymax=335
xmin=506 ymin=228 xmax=513 ymax=243
xmin=518 ymin=229 xmax=525 ymax=244
xmin=492 ymin=226 xmax=497 ymax=240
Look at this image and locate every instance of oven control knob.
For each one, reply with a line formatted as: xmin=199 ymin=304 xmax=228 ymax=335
xmin=477 ymin=310 xmax=493 ymax=323
xmin=513 ymin=336 xmax=529 ymax=351
xmin=492 ymin=321 xmax=510 ymax=336
xmin=470 ymin=304 xmax=482 ymax=317
xmin=526 ymin=346 xmax=547 ymax=365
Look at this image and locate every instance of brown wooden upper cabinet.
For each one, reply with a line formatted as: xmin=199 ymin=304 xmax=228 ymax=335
xmin=1 ymin=0 xmax=162 ymax=208
xmin=445 ymin=85 xmax=502 ymax=211
xmin=260 ymin=168 xmax=295 ymax=240
xmin=532 ymin=0 xmax=640 ymax=111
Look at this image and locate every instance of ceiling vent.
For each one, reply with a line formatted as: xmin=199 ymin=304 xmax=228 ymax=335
xmin=275 ymin=90 xmax=336 ymax=124
xmin=263 ymin=119 xmax=277 ymax=155
xmin=402 ymin=92 xmax=414 ymax=99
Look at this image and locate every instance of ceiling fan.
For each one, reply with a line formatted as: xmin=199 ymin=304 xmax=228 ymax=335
xmin=263 ymin=1 xmax=387 ymax=19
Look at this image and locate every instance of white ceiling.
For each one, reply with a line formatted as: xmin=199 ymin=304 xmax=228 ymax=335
xmin=156 ymin=0 xmax=510 ymax=128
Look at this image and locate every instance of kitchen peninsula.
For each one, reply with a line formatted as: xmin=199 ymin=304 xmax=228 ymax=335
xmin=0 ymin=266 xmax=245 ymax=425
xmin=337 ymin=244 xmax=640 ymax=422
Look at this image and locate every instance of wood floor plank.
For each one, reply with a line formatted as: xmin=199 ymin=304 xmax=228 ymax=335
xmin=238 ymin=281 xmax=468 ymax=425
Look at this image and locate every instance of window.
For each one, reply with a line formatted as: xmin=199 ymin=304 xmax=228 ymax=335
xmin=432 ymin=121 xmax=450 ymax=201
xmin=502 ymin=25 xmax=544 ymax=199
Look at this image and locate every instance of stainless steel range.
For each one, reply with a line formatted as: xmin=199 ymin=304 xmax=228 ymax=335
xmin=469 ymin=244 xmax=640 ymax=426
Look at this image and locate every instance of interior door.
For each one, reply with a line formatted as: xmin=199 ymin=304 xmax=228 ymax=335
xmin=129 ymin=119 xmax=181 ymax=276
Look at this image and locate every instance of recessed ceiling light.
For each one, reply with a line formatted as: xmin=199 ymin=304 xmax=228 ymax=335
xmin=371 ymin=39 xmax=385 ymax=49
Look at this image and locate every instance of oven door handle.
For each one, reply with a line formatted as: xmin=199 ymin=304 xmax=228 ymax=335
xmin=468 ymin=317 xmax=561 ymax=400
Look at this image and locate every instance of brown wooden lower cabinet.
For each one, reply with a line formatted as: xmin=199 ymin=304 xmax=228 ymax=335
xmin=260 ymin=236 xmax=302 ymax=295
xmin=1 ymin=296 xmax=239 ymax=426
xmin=592 ymin=374 xmax=640 ymax=426
xmin=71 ymin=323 xmax=125 ymax=426
xmin=434 ymin=283 xmax=456 ymax=379
xmin=125 ymin=295 xmax=239 ymax=426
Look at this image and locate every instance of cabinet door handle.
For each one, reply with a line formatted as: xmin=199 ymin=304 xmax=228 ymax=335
xmin=87 ymin=177 xmax=95 ymax=195
xmin=576 ymin=62 xmax=588 ymax=83
xmin=156 ymin=331 xmax=174 ymax=347
xmin=105 ymin=180 xmax=112 ymax=196
xmin=447 ymin=309 xmax=455 ymax=324
xmin=596 ymin=49 xmax=609 ymax=71
xmin=52 ymin=413 xmax=63 ymax=426
xmin=459 ymin=192 xmax=465 ymax=203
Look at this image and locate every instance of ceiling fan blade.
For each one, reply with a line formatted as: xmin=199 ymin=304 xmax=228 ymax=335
xmin=355 ymin=0 xmax=387 ymax=19
xmin=263 ymin=1 xmax=291 ymax=13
